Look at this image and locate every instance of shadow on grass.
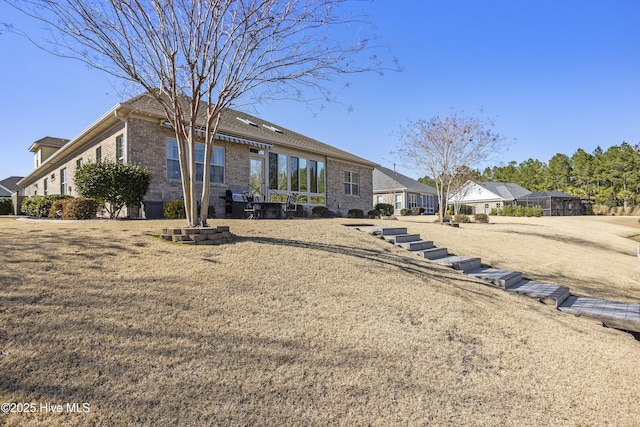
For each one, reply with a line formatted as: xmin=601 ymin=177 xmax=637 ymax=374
xmin=505 ymin=229 xmax=635 ymax=258
xmin=233 ymin=234 xmax=504 ymax=303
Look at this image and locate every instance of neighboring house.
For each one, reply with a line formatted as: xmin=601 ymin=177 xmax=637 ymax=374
xmin=516 ymin=191 xmax=584 ymax=216
xmin=18 ymin=93 xmax=377 ymax=218
xmin=0 ymin=176 xmax=25 ymax=197
xmin=373 ymin=166 xmax=438 ymax=215
xmin=451 ymin=181 xmax=532 ymax=214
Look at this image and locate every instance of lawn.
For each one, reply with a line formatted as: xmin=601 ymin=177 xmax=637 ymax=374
xmin=1 ymin=216 xmax=639 ymax=425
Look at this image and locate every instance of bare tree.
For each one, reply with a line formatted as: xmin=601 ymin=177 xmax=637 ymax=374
xmin=449 ymin=166 xmax=480 ymax=215
xmin=397 ymin=113 xmax=507 ymax=223
xmin=7 ymin=0 xmax=392 ymax=226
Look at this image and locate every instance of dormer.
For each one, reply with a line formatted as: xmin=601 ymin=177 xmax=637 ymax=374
xmin=28 ymin=136 xmax=69 ymax=169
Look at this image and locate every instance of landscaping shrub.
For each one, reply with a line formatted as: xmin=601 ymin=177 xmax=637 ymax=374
xmin=163 ymin=200 xmax=186 ymax=219
xmin=591 ymin=204 xmax=609 ymax=216
xmin=411 ymin=207 xmax=425 ymax=215
xmin=400 ymin=208 xmax=411 ymax=216
xmin=454 ymin=214 xmax=470 ymax=223
xmin=21 ymin=195 xmax=73 ymax=218
xmin=75 ymin=161 xmax=151 ymax=218
xmin=320 ymin=209 xmax=335 ymax=218
xmin=0 ymin=198 xmax=12 ymax=215
xmin=48 ymin=199 xmax=70 ymax=218
xmin=63 ymin=198 xmax=99 ymax=219
xmin=203 ymin=204 xmax=216 ymax=219
xmin=162 ymin=201 xmax=214 ymax=220
xmin=374 ymin=203 xmax=394 ymax=217
xmin=368 ymin=209 xmax=381 ymax=219
xmin=489 ymin=208 xmax=498 ymax=216
xmin=312 ymin=206 xmax=328 ymax=217
xmin=292 ymin=205 xmax=308 ymax=218
xmin=348 ymin=208 xmax=364 ymax=218
xmin=474 ymin=213 xmax=489 ymax=223
xmin=529 ymin=206 xmax=543 ymax=217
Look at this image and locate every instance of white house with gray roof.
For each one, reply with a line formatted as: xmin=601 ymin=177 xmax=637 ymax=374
xmin=373 ymin=166 xmax=438 ymax=215
xmin=450 ymin=181 xmax=532 ymax=214
xmin=18 ymin=92 xmax=377 ymax=218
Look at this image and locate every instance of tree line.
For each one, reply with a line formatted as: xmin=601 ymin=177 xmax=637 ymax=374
xmin=481 ymin=142 xmax=640 ymax=209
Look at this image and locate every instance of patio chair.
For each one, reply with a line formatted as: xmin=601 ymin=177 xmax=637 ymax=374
xmin=284 ymin=192 xmax=299 ymax=218
xmin=242 ymin=191 xmax=262 ymax=219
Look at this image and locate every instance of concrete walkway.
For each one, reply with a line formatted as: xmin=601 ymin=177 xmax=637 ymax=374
xmin=355 ymin=225 xmax=640 ymax=334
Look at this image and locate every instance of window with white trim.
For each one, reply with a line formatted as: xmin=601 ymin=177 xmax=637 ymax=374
xmin=166 ymin=138 xmax=224 ymax=183
xmin=395 ymin=194 xmax=402 ymax=209
xmin=44 ymin=178 xmax=48 ymax=196
xmin=60 ymin=168 xmax=67 ymax=195
xmin=268 ymin=152 xmax=325 ymax=204
xmin=116 ymin=136 xmax=125 ymax=163
xmin=344 ymin=171 xmax=359 ymax=196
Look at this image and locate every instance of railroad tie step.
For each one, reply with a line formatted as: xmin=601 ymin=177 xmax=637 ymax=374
xmin=399 ymin=240 xmax=434 ymax=251
xmin=378 ymin=227 xmax=408 ymax=236
xmin=383 ymin=233 xmax=421 ymax=244
xmin=466 ymin=268 xmax=522 ymax=289
xmin=507 ymin=281 xmax=571 ymax=308
xmin=413 ymin=247 xmax=448 ymax=260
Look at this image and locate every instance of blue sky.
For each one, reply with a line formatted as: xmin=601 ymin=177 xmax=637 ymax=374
xmin=1 ymin=0 xmax=638 ymax=179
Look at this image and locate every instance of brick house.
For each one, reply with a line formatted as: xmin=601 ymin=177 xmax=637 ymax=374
xmin=18 ymin=93 xmax=377 ymax=218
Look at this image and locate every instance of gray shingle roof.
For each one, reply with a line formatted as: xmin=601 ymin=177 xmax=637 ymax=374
xmin=475 ymin=181 xmax=531 ymax=200
xmin=373 ymin=166 xmax=437 ymax=194
xmin=0 ymin=176 xmax=24 ymax=194
xmin=123 ymin=93 xmax=377 ymax=167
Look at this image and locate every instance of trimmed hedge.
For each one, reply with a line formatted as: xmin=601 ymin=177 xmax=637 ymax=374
xmin=312 ymin=206 xmax=328 ymax=217
xmin=0 ymin=198 xmax=12 ymax=215
xmin=163 ymin=200 xmax=186 ymax=219
xmin=348 ymin=208 xmax=364 ymax=218
xmin=63 ymin=198 xmax=99 ymax=219
xmin=163 ymin=200 xmax=216 ymax=219
xmin=454 ymin=214 xmax=471 ymax=223
xmin=411 ymin=207 xmax=425 ymax=215
xmin=368 ymin=209 xmax=381 ymax=219
xmin=21 ymin=195 xmax=73 ymax=218
xmin=48 ymin=199 xmax=69 ymax=218
xmin=474 ymin=213 xmax=490 ymax=223
xmin=400 ymin=208 xmax=411 ymax=216
xmin=374 ymin=203 xmax=394 ymax=217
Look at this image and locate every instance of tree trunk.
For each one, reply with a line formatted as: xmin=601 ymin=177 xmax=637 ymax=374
xmin=199 ymin=113 xmax=221 ymax=226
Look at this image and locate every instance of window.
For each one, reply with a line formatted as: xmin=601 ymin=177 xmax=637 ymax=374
xmin=344 ymin=171 xmax=359 ymax=196
xmin=96 ymin=146 xmax=102 ymax=162
xmin=116 ymin=136 xmax=125 ymax=163
xmin=44 ymin=178 xmax=48 ymax=196
xmin=166 ymin=139 xmax=224 ymax=183
xmin=290 ymin=157 xmax=299 ymax=191
xmin=268 ymin=153 xmax=324 ymax=204
xmin=76 ymin=158 xmax=83 ymax=169
xmin=376 ymin=195 xmax=383 ymax=204
xmin=395 ymin=194 xmax=402 ymax=209
xmin=408 ymin=194 xmax=418 ymax=208
xmin=60 ymin=168 xmax=67 ymax=195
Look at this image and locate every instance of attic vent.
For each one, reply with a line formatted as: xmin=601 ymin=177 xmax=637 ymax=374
xmin=263 ymin=124 xmax=283 ymax=133
xmin=236 ymin=117 xmax=258 ymax=127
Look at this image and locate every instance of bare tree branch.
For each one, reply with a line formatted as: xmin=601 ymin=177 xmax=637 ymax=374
xmin=5 ymin=0 xmax=396 ymax=226
xmin=396 ymin=112 xmax=508 ymax=223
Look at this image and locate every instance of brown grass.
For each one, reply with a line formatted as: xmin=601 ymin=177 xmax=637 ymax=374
xmin=1 ymin=216 xmax=639 ymax=426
